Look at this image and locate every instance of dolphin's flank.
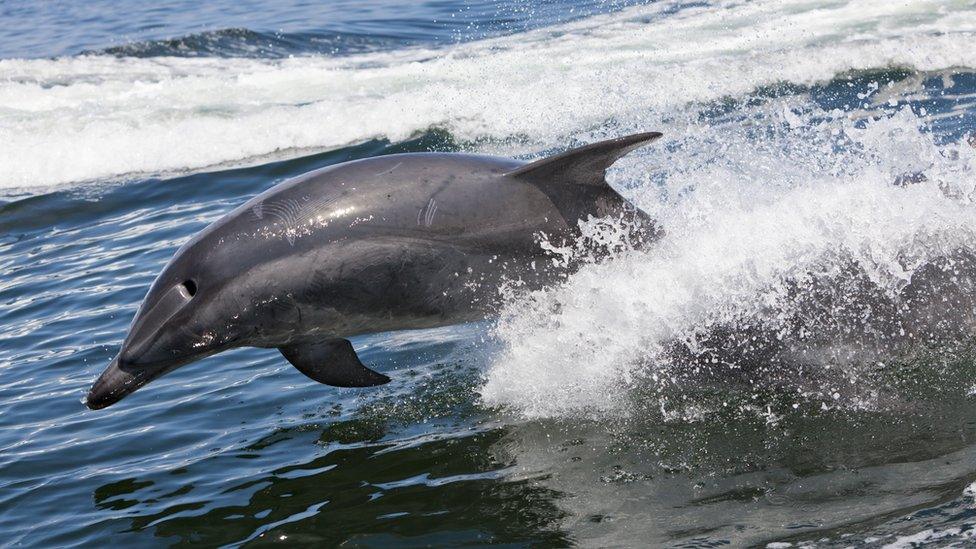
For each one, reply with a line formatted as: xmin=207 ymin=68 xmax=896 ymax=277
xmin=86 ymin=132 xmax=663 ymax=410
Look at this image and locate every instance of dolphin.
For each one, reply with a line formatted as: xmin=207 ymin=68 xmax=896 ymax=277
xmin=86 ymin=132 xmax=662 ymax=409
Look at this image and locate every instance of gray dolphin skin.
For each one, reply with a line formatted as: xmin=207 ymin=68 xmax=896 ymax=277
xmin=86 ymin=132 xmax=662 ymax=410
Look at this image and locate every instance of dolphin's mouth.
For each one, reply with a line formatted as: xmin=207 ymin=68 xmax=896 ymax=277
xmin=86 ymin=357 xmax=157 ymax=410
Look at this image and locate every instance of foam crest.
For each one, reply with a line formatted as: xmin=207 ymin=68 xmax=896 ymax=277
xmin=480 ymin=108 xmax=976 ymax=418
xmin=1 ymin=0 xmax=975 ymax=189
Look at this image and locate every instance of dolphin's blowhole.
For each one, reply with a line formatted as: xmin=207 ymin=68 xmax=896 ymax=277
xmin=182 ymin=279 xmax=197 ymax=297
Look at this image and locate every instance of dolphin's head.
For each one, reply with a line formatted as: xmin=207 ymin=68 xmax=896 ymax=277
xmin=86 ymin=239 xmax=246 ymax=410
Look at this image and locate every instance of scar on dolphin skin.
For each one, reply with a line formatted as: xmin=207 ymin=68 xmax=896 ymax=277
xmin=417 ymin=198 xmax=438 ymax=227
xmin=261 ymin=196 xmax=307 ymax=245
xmin=375 ymin=162 xmax=403 ymax=177
xmin=252 ymin=195 xmax=341 ymax=245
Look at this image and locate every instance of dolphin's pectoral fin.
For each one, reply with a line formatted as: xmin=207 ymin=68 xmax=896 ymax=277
xmin=280 ymin=339 xmax=391 ymax=387
xmin=505 ymin=132 xmax=662 ymax=187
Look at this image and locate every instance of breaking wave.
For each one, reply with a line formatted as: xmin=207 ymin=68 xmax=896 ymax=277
xmin=481 ymin=107 xmax=976 ymax=418
xmin=1 ymin=0 xmax=974 ymax=190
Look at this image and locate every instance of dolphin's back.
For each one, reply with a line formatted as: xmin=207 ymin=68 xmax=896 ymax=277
xmin=210 ymin=132 xmax=662 ymax=264
xmin=204 ymin=153 xmax=562 ymax=264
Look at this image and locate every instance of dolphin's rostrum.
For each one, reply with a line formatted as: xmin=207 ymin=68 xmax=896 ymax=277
xmin=86 ymin=133 xmax=662 ymax=410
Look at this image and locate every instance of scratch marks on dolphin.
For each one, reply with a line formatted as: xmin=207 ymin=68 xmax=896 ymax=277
xmin=427 ymin=199 xmax=438 ymax=226
xmin=376 ymin=162 xmax=403 ymax=177
xmin=417 ymin=198 xmax=438 ymax=227
xmin=260 ymin=197 xmax=306 ymax=245
xmin=252 ymin=194 xmax=344 ymax=245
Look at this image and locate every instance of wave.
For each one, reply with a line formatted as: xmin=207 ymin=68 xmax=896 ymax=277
xmin=86 ymin=28 xmax=416 ymax=59
xmin=1 ymin=0 xmax=974 ymax=190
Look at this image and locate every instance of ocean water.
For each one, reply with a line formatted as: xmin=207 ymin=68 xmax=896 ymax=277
xmin=3 ymin=0 xmax=976 ymax=546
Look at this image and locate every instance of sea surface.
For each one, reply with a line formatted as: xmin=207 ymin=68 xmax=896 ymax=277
xmin=3 ymin=1 xmax=976 ymax=547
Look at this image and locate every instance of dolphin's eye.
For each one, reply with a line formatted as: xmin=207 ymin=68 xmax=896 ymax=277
xmin=182 ymin=280 xmax=197 ymax=297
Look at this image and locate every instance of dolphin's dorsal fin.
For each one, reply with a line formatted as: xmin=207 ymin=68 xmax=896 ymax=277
xmin=505 ymin=132 xmax=662 ymax=186
xmin=280 ymin=339 xmax=390 ymax=387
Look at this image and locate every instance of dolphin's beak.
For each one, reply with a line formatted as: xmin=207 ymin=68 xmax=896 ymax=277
xmin=87 ymin=281 xmax=199 ymax=410
xmin=86 ymin=356 xmax=159 ymax=410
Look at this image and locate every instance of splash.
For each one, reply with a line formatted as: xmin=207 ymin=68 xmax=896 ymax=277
xmin=481 ymin=106 xmax=976 ymax=418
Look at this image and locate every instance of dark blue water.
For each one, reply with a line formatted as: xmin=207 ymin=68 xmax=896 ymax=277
xmin=3 ymin=1 xmax=976 ymax=547
xmin=0 ymin=0 xmax=645 ymax=59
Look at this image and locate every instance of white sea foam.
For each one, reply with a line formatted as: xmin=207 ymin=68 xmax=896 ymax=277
xmin=1 ymin=0 xmax=975 ymax=189
xmin=480 ymin=107 xmax=976 ymax=418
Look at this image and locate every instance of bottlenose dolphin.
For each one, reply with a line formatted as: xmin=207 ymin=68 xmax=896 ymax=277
xmin=86 ymin=133 xmax=661 ymax=409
